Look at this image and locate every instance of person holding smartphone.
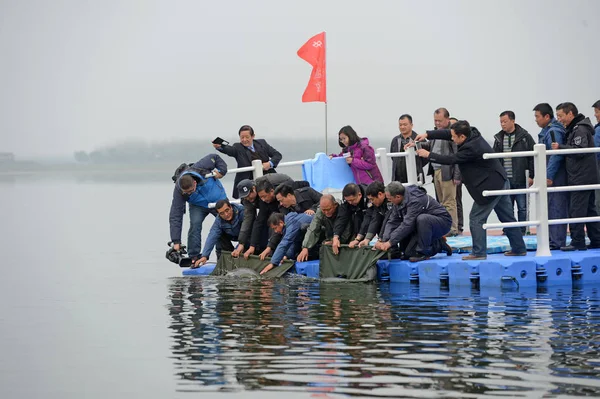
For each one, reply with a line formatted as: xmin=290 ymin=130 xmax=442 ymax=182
xmin=212 ymin=125 xmax=282 ymax=199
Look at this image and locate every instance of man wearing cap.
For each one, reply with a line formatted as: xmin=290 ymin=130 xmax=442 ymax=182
xmin=231 ymin=173 xmax=294 ymax=258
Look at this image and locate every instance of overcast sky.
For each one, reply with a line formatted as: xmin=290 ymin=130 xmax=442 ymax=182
xmin=1 ymin=0 xmax=599 ymax=158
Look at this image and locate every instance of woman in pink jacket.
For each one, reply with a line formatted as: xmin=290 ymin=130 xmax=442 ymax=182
xmin=331 ymin=125 xmax=384 ymax=185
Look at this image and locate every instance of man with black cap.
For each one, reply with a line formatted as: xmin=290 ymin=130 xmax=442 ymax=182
xmin=231 ymin=173 xmax=294 ymax=258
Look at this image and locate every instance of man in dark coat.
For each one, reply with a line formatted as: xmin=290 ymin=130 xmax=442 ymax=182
xmin=231 ymin=173 xmax=294 ymax=258
xmin=274 ymin=183 xmax=322 ymax=215
xmin=390 ymin=114 xmax=426 ymax=183
xmin=213 ymin=125 xmax=282 ymax=199
xmin=493 ymin=110 xmax=536 ymax=233
xmin=414 ymin=120 xmax=526 ymax=260
xmin=374 ymin=182 xmax=452 ymax=262
xmin=552 ymin=102 xmax=600 ymax=251
xmin=331 ymin=183 xmax=369 ymax=254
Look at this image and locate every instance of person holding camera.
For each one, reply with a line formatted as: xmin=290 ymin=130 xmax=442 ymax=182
xmin=212 ymin=125 xmax=282 ymax=199
xmin=169 ymin=154 xmax=228 ymax=263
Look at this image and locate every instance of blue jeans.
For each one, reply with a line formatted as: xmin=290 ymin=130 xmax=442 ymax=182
xmin=509 ymin=180 xmax=527 ymax=233
xmin=469 ymin=181 xmax=526 ymax=256
xmin=187 ymin=204 xmax=217 ymax=258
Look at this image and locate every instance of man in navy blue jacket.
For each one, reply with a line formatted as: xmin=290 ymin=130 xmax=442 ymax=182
xmin=533 ymin=103 xmax=568 ymax=249
xmin=169 ymin=154 xmax=228 ymax=262
xmin=192 ymin=200 xmax=247 ymax=268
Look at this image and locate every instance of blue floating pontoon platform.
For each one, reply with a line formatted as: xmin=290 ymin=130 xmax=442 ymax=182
xmin=181 ymin=238 xmax=600 ymax=290
xmin=182 ymin=263 xmax=216 ymax=276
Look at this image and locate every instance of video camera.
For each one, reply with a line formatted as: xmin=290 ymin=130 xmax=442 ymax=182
xmin=165 ymin=241 xmax=193 ymax=268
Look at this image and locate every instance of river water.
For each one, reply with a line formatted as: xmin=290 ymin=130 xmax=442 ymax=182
xmin=0 ymin=176 xmax=598 ymax=398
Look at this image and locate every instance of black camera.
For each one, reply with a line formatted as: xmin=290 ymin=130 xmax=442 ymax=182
xmin=165 ymin=242 xmax=193 ymax=268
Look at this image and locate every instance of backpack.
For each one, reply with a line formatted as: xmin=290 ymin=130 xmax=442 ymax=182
xmin=172 ymin=163 xmax=193 ymax=183
xmin=171 ymin=163 xmax=211 ymax=184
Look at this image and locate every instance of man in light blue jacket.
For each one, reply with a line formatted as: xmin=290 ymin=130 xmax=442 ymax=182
xmin=259 ymin=212 xmax=314 ymax=275
xmin=533 ymin=103 xmax=568 ymax=249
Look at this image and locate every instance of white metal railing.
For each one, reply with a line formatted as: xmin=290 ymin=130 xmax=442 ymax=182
xmin=210 ymin=146 xmax=420 ymax=186
xmin=482 ymin=143 xmax=600 ymax=257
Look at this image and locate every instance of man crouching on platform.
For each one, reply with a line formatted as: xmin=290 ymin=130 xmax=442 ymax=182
xmin=374 ymin=182 xmax=453 ymax=262
xmin=260 ymin=212 xmax=314 ymax=275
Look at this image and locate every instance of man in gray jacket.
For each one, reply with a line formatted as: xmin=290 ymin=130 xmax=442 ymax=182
xmin=421 ymin=108 xmax=460 ymax=236
xmin=374 ymin=182 xmax=453 ymax=262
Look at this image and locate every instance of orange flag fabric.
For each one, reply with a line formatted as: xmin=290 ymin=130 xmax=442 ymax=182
xmin=297 ymin=32 xmax=327 ymax=103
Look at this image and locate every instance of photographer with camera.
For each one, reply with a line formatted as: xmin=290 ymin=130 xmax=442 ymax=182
xmin=168 ymin=154 xmax=228 ymax=265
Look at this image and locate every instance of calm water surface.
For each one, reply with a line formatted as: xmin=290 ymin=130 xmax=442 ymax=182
xmin=1 ymin=176 xmax=599 ymax=398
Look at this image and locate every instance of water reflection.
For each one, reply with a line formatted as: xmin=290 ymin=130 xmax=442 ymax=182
xmin=167 ymin=278 xmax=600 ymax=396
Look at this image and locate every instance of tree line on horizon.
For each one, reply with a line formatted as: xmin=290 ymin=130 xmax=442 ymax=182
xmin=72 ymin=137 xmax=339 ymax=164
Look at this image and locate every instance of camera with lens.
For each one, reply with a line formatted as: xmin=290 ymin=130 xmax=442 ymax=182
xmin=165 ymin=241 xmax=193 ymax=268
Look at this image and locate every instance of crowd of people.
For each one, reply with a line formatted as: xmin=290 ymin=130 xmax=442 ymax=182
xmin=168 ymin=101 xmax=600 ymax=272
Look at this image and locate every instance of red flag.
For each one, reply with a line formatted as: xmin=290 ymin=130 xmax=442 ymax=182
xmin=297 ymin=32 xmax=326 ymax=103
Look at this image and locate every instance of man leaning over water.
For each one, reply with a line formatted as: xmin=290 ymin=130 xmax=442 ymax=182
xmin=260 ymin=212 xmax=314 ymax=275
xmin=374 ymin=182 xmax=452 ymax=262
xmin=412 ymin=120 xmax=526 ymax=260
xmin=169 ymin=154 xmax=227 ymax=262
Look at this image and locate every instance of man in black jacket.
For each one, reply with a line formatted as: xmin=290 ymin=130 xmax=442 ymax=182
xmin=213 ymin=125 xmax=283 ymax=199
xmin=493 ymin=111 xmax=536 ymax=233
xmin=390 ymin=114 xmax=426 ymax=183
xmin=331 ymin=183 xmax=369 ymax=255
xmin=350 ymin=181 xmax=390 ymax=248
xmin=552 ymin=102 xmax=600 ymax=251
xmin=274 ymin=184 xmax=322 ymax=215
xmin=414 ymin=120 xmax=526 ymax=260
xmin=232 ymin=173 xmax=294 ymax=258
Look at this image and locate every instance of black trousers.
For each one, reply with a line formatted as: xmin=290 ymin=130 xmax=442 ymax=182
xmin=389 ymin=213 xmax=452 ymax=258
xmin=215 ymin=234 xmax=237 ymax=258
xmin=569 ymin=190 xmax=600 ymax=248
xmin=456 ymin=182 xmax=464 ymax=232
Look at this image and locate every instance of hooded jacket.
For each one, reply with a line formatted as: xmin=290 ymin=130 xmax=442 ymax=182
xmin=382 ymin=186 xmax=451 ymax=246
xmin=333 ymin=138 xmax=384 ymax=185
xmin=538 ymin=118 xmax=567 ymax=184
xmin=558 ymin=114 xmax=599 ymax=185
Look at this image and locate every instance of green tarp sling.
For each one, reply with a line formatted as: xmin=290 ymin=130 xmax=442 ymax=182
xmin=319 ymin=245 xmax=385 ymax=282
xmin=210 ymin=251 xmax=295 ymax=279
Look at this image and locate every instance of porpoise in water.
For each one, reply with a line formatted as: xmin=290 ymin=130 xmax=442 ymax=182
xmin=226 ymin=268 xmax=261 ymax=278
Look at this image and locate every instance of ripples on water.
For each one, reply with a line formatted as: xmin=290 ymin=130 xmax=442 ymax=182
xmin=167 ymin=278 xmax=600 ymax=397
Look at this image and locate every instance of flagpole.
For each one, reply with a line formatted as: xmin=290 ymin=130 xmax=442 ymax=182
xmin=324 ymin=31 xmax=328 ymax=154
xmin=325 ymin=102 xmax=328 ymax=154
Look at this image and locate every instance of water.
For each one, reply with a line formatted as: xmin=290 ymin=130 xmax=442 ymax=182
xmin=1 ymin=177 xmax=599 ymax=398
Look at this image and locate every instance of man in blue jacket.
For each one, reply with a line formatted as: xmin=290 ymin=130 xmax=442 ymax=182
xmin=192 ymin=199 xmax=246 ymax=268
xmin=593 ymin=100 xmax=600 ymax=214
xmin=533 ymin=103 xmax=568 ymax=249
xmin=259 ymin=212 xmax=314 ymax=275
xmin=169 ymin=154 xmax=228 ymax=262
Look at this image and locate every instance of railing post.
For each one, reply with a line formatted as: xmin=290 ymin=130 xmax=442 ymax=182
xmin=252 ymin=159 xmax=264 ymax=180
xmin=405 ymin=146 xmax=418 ymax=185
xmin=534 ymin=144 xmax=551 ymax=257
xmin=376 ymin=147 xmax=391 ymax=184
